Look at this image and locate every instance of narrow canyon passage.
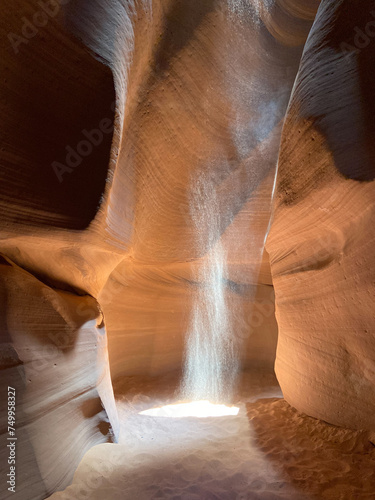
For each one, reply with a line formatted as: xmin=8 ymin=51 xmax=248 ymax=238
xmin=1 ymin=0 xmax=375 ymax=499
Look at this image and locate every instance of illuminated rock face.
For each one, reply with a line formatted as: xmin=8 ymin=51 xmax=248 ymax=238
xmin=93 ymin=0 xmax=318 ymax=382
xmin=2 ymin=0 xmax=375 ymax=497
xmin=266 ymin=0 xmax=375 ymax=433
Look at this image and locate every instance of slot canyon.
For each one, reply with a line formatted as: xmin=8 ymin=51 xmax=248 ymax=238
xmin=1 ymin=0 xmax=375 ymax=499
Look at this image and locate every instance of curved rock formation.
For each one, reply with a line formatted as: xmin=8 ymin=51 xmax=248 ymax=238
xmin=0 ymin=256 xmax=118 ymax=499
xmin=1 ymin=2 xmax=120 ymax=498
xmin=267 ymin=0 xmax=375 ymax=433
xmin=1 ymin=0 xmax=316 ymax=493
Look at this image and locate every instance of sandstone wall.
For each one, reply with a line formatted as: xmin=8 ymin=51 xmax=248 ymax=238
xmin=267 ymin=0 xmax=375 ymax=433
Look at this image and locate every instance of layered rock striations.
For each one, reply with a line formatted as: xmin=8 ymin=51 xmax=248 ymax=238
xmin=267 ymin=0 xmax=375 ymax=433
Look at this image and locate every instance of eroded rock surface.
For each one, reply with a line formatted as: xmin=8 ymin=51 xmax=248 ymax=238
xmin=0 ymin=256 xmax=118 ymax=499
xmin=267 ymin=0 xmax=375 ymax=432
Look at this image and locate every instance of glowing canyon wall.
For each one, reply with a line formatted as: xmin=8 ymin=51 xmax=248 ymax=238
xmin=267 ymin=0 xmax=375 ymax=435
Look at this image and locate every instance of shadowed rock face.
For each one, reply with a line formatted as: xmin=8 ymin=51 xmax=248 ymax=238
xmin=0 ymin=257 xmax=118 ymax=499
xmin=2 ymin=0 xmax=375 ymax=497
xmin=1 ymin=2 xmax=121 ymax=498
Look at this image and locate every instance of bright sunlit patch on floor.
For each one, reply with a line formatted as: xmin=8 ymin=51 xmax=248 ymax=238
xmin=139 ymin=400 xmax=240 ymax=418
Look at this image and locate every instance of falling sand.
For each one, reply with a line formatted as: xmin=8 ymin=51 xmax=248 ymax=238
xmin=181 ymin=173 xmax=239 ymax=404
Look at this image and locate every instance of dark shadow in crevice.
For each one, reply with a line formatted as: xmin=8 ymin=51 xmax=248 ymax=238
xmin=300 ymin=0 xmax=375 ymax=181
xmin=0 ymin=5 xmax=116 ymax=230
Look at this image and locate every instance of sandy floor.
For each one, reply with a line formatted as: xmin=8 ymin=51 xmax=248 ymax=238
xmin=48 ymin=371 xmax=375 ymax=500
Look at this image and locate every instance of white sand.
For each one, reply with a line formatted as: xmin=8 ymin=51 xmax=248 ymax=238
xmin=48 ymin=371 xmax=375 ymax=500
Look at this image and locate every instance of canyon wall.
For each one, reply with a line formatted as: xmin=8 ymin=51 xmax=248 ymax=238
xmin=267 ymin=0 xmax=375 ymax=433
xmin=0 ymin=2 xmax=120 ymax=498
